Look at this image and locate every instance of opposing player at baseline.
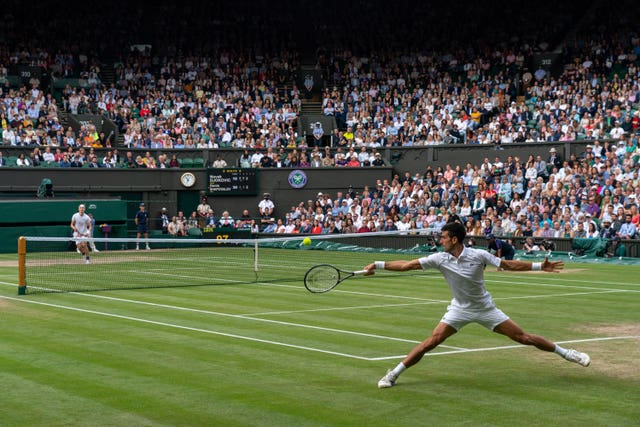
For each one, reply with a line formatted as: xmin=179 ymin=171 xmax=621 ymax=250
xmin=71 ymin=203 xmax=92 ymax=264
xmin=364 ymin=221 xmax=590 ymax=389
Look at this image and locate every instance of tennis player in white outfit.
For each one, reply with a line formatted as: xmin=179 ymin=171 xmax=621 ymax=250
xmin=365 ymin=221 xmax=590 ymax=389
xmin=71 ymin=204 xmax=93 ymax=264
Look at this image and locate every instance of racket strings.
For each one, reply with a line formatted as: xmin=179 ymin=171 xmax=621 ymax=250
xmin=305 ymin=265 xmax=340 ymax=292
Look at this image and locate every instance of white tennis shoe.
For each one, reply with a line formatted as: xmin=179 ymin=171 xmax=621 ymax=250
xmin=565 ymin=349 xmax=590 ymax=367
xmin=378 ymin=370 xmax=398 ymax=388
xmin=85 ymin=258 xmax=91 ymax=265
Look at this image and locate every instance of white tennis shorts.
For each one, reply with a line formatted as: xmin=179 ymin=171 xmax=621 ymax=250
xmin=74 ymin=232 xmax=89 ymax=245
xmin=441 ymin=305 xmax=509 ymax=331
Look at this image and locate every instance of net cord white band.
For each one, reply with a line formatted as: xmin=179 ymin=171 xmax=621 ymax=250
xmin=21 ymin=229 xmax=439 ymax=245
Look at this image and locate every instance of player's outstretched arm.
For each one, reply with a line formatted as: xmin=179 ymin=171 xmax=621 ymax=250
xmin=500 ymin=257 xmax=563 ymax=273
xmin=364 ymin=259 xmax=422 ymax=275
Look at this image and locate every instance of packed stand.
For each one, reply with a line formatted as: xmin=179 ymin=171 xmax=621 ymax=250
xmin=312 ymin=0 xmax=640 ymax=148
xmin=256 ymin=140 xmax=639 ymax=260
xmin=0 ymin=0 xmax=302 ymax=166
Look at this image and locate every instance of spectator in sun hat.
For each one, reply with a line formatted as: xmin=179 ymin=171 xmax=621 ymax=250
xmin=431 ymin=213 xmax=447 ymax=231
xmin=581 ymin=144 xmax=593 ymax=160
xmin=613 ymin=139 xmax=627 ymax=159
xmin=548 ymin=147 xmax=562 ymax=169
xmin=584 ymin=212 xmax=599 ymax=232
xmin=599 ymin=218 xmax=617 ymax=240
xmin=610 ymin=120 xmax=626 ymax=139
xmin=372 ymin=152 xmax=385 ymax=166
xmin=336 ymin=199 xmax=349 ymax=215
xmin=310 ymin=152 xmax=322 ymax=167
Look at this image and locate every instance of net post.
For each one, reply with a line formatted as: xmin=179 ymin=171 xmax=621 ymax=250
xmin=18 ymin=236 xmax=26 ymax=295
xmin=254 ymin=239 xmax=259 ymax=274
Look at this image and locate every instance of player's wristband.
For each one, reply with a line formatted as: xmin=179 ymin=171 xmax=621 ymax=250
xmin=532 ymin=262 xmax=542 ymax=271
xmin=374 ymin=261 xmax=385 ymax=270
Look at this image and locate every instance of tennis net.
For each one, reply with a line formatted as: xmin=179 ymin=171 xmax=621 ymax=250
xmin=18 ymin=231 xmax=440 ymax=294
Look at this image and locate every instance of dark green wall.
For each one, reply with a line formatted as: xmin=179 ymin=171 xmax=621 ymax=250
xmin=0 ymin=199 xmax=129 ymax=253
xmin=0 ymin=199 xmax=127 ymax=224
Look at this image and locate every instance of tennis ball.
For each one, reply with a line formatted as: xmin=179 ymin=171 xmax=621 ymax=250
xmin=302 ymin=237 xmax=312 ymax=246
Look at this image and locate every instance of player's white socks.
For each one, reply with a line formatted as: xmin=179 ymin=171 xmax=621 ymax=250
xmin=391 ymin=362 xmax=407 ymax=377
xmin=554 ymin=344 xmax=569 ymax=358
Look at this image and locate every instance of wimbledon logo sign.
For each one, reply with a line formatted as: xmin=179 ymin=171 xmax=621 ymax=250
xmin=288 ymin=169 xmax=308 ymax=189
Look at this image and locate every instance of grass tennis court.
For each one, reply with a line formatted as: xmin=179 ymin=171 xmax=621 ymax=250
xmin=1 ymin=250 xmax=639 ymax=426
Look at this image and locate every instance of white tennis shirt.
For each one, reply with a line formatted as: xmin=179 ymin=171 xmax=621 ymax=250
xmin=419 ymin=247 xmax=502 ymax=310
xmin=71 ymin=212 xmax=92 ymax=237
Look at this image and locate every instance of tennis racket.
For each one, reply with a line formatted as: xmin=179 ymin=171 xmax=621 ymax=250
xmin=304 ymin=264 xmax=368 ymax=293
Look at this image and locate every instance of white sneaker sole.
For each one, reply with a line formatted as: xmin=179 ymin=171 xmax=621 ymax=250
xmin=378 ymin=380 xmax=395 ymax=389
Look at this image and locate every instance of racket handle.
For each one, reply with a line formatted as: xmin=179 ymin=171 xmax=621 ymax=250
xmin=353 ymin=270 xmax=368 ymax=276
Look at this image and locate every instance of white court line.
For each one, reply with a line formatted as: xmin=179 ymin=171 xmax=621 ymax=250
xmin=368 ymin=335 xmax=640 ymax=361
xmin=2 ymin=294 xmax=637 ymax=362
xmin=0 ymin=295 xmax=373 ymax=361
xmin=488 ymin=278 xmax=640 ymax=292
xmin=491 ymin=273 xmax=640 ymax=288
xmin=0 ymin=281 xmax=461 ymax=349
xmin=244 ymin=301 xmax=444 ymax=316
xmin=77 ymin=292 xmax=453 ymax=347
xmin=493 ymin=289 xmax=631 ymax=301
xmin=245 ymin=289 xmax=629 ymax=316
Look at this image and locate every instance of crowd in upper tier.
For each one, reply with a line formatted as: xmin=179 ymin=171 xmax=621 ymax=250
xmin=1 ymin=0 xmax=638 ymax=156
